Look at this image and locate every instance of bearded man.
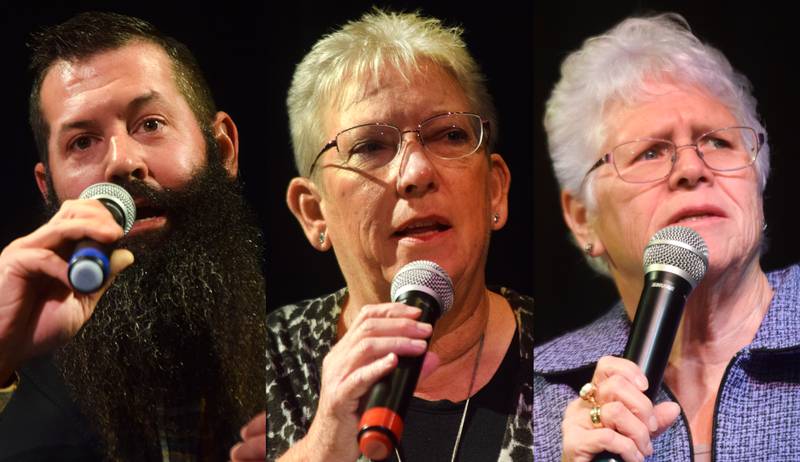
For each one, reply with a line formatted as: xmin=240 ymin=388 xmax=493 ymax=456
xmin=0 ymin=12 xmax=265 ymax=461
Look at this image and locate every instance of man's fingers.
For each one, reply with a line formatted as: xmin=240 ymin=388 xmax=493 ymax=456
xmin=5 ymin=248 xmax=70 ymax=288
xmin=85 ymin=249 xmax=134 ymax=305
xmin=109 ymin=249 xmax=135 ymax=276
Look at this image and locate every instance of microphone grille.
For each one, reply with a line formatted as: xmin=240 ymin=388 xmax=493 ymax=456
xmin=78 ymin=183 xmax=136 ymax=234
xmin=390 ymin=260 xmax=454 ymax=313
xmin=643 ymin=225 xmax=708 ymax=286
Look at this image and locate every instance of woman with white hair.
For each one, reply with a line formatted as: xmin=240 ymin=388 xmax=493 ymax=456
xmin=534 ymin=13 xmax=800 ymax=462
xmin=267 ymin=9 xmax=533 ymax=462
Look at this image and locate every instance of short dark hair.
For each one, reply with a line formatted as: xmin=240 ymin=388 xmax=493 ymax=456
xmin=28 ymin=11 xmax=217 ymax=165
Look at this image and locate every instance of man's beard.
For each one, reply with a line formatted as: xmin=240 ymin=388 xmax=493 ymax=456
xmin=45 ymin=150 xmax=266 ymax=460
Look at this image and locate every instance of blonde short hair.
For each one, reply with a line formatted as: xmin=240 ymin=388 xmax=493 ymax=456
xmin=287 ymin=8 xmax=496 ymax=177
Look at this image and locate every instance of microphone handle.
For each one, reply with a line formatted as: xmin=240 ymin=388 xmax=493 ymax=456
xmin=592 ymin=270 xmax=692 ymax=462
xmin=624 ymin=270 xmax=692 ymax=399
xmin=362 ymin=291 xmax=442 ymax=413
xmin=358 ymin=291 xmax=442 ymax=457
xmin=592 ymin=451 xmax=623 ymax=462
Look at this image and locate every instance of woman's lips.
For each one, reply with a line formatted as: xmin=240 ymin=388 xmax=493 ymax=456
xmin=392 ymin=220 xmax=452 ymax=242
xmin=667 ymin=206 xmax=726 ymax=227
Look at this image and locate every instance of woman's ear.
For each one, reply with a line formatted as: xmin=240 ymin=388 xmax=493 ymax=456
xmin=488 ymin=153 xmax=511 ymax=229
xmin=286 ymin=177 xmax=329 ymax=251
xmin=211 ymin=111 xmax=239 ymax=178
xmin=561 ymin=189 xmax=605 ymax=257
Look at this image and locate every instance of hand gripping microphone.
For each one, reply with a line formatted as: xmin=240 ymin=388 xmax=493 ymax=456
xmin=358 ymin=260 xmax=454 ymax=461
xmin=67 ymin=183 xmax=136 ymax=294
xmin=593 ymin=225 xmax=708 ymax=462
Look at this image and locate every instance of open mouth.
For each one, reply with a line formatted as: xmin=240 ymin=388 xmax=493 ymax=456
xmin=127 ymin=201 xmax=168 ymax=236
xmin=393 ymin=219 xmax=452 ymax=238
xmin=668 ymin=207 xmax=725 ymax=226
xmin=675 ymin=214 xmax=718 ymax=224
xmin=135 ymin=205 xmax=164 ymax=221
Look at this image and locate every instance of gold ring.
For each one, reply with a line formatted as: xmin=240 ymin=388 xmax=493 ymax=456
xmin=579 ymin=382 xmax=598 ymax=405
xmin=590 ymin=405 xmax=603 ymax=428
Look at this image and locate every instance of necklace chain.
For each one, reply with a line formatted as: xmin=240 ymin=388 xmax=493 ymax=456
xmin=394 ymin=332 xmax=486 ymax=462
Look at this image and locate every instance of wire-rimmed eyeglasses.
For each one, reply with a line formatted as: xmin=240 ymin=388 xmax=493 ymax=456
xmin=583 ymin=126 xmax=764 ymax=184
xmin=307 ymin=112 xmax=489 ymax=176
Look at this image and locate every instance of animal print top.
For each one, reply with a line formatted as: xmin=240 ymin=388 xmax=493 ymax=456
xmin=266 ymin=287 xmax=533 ymax=461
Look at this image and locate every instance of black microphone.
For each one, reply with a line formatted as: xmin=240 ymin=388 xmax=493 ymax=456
xmin=68 ymin=183 xmax=136 ymax=294
xmin=358 ymin=260 xmax=454 ymax=461
xmin=593 ymin=225 xmax=707 ymax=462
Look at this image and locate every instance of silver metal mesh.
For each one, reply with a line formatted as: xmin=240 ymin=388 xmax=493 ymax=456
xmin=643 ymin=225 xmax=708 ymax=285
xmin=78 ymin=182 xmax=136 ymax=234
xmin=390 ymin=260 xmax=454 ymax=313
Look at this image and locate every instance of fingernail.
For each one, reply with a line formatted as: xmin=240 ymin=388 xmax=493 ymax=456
xmin=411 ymin=339 xmax=428 ymax=349
xmin=417 ymin=322 xmax=433 ymax=334
xmin=648 ymin=415 xmax=658 ymax=432
xmin=636 ymin=376 xmax=649 ymax=391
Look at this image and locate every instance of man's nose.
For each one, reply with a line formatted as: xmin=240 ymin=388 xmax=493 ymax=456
xmin=103 ymin=135 xmax=148 ymax=183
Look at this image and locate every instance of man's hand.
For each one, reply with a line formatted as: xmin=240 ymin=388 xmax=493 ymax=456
xmin=0 ymin=199 xmax=133 ymax=383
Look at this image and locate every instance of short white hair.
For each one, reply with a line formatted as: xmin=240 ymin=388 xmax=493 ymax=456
xmin=287 ymin=8 xmax=496 ymax=177
xmin=545 ymin=13 xmax=770 ymax=205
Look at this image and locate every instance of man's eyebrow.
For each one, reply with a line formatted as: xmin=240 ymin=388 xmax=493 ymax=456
xmin=128 ymin=90 xmax=164 ymax=114
xmin=59 ymin=91 xmax=165 ymax=133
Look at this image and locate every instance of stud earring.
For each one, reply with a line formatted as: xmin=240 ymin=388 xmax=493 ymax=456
xmin=319 ymin=231 xmax=326 ymax=246
xmin=583 ymin=242 xmax=594 ymax=255
xmin=493 ymin=213 xmax=500 ymax=224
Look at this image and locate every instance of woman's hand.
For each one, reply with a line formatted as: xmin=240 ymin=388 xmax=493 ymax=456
xmin=561 ymin=356 xmax=681 ymax=462
xmin=279 ymin=303 xmax=437 ymax=462
xmin=230 ymin=411 xmax=265 ymax=462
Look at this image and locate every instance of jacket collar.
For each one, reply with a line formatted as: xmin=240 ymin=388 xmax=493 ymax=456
xmin=533 ymin=302 xmax=629 ymax=375
xmin=534 ymin=264 xmax=800 ymax=375
xmin=750 ymin=264 xmax=800 ymax=351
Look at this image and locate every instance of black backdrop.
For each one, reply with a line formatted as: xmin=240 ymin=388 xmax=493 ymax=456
xmin=265 ymin=2 xmax=535 ymax=311
xmin=0 ymin=3 xmax=270 ymax=273
xmin=533 ymin=1 xmax=800 ymax=345
xmin=0 ymin=2 xmax=534 ymax=322
xmin=0 ymin=2 xmax=796 ymax=349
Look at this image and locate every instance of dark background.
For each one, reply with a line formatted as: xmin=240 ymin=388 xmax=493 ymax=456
xmin=533 ymin=1 xmax=800 ymax=345
xmin=265 ymin=2 xmax=535 ymax=311
xmin=0 ymin=3 xmax=534 ymax=318
xmin=1 ymin=3 xmax=795 ymax=348
xmin=0 ymin=4 xmax=270 ymax=270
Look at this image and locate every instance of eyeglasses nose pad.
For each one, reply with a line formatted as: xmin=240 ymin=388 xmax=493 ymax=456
xmin=395 ymin=130 xmax=418 ymax=174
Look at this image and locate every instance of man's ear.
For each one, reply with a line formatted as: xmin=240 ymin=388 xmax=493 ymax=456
xmin=211 ymin=111 xmax=239 ymax=178
xmin=34 ymin=162 xmax=49 ymax=202
xmin=286 ymin=177 xmax=329 ymax=251
xmin=561 ymin=189 xmax=605 ymax=257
